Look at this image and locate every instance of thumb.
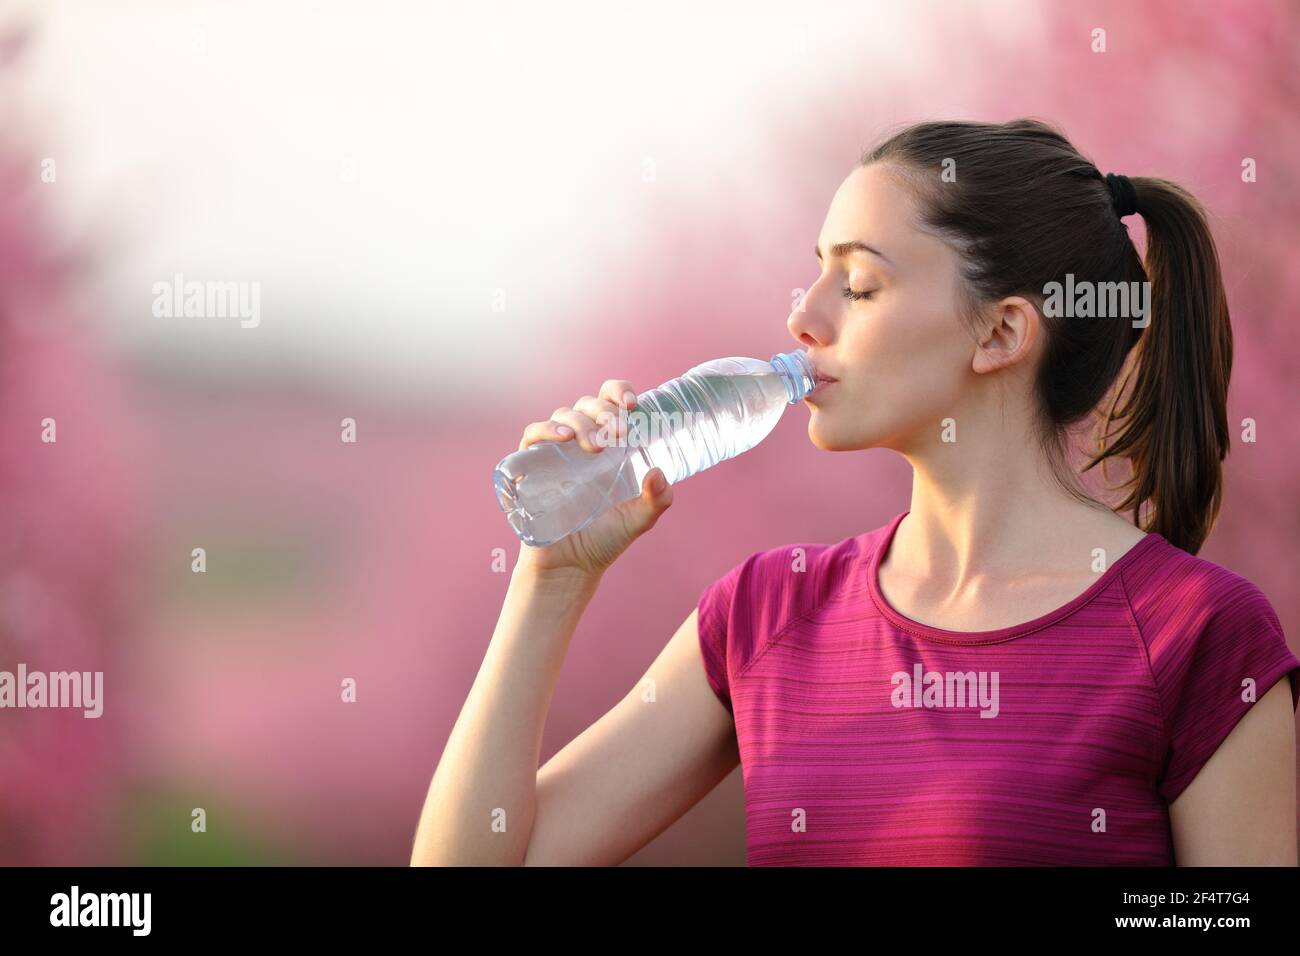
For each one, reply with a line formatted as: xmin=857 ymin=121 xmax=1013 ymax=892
xmin=633 ymin=467 xmax=673 ymax=525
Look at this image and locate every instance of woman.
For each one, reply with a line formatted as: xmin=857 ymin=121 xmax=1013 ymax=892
xmin=412 ymin=119 xmax=1300 ymax=866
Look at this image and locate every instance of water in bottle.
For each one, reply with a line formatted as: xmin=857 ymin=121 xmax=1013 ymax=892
xmin=492 ymin=349 xmax=815 ymax=546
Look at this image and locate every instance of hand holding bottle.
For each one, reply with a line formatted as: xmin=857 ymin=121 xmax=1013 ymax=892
xmin=495 ymin=349 xmax=815 ymax=556
xmin=512 ymin=378 xmax=674 ymax=580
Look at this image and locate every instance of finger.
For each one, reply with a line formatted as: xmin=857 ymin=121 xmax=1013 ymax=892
xmin=573 ymin=395 xmax=624 ymax=443
xmin=549 ymin=408 xmax=605 ymax=453
xmin=598 ymin=380 xmax=638 ymax=410
xmin=629 ymin=466 xmax=673 ymax=528
xmin=519 ymin=419 xmax=573 ymax=451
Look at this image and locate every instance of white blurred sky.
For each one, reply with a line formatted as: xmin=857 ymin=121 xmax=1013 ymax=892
xmin=22 ymin=0 xmax=1038 ymax=399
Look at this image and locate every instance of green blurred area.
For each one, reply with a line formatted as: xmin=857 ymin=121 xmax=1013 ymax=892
xmin=154 ymin=529 xmax=333 ymax=609
xmin=117 ymin=784 xmax=328 ymax=866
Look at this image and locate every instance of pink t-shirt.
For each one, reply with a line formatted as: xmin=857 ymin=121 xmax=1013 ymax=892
xmin=697 ymin=510 xmax=1300 ymax=866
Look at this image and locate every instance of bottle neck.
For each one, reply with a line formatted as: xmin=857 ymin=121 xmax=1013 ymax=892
xmin=770 ymin=349 xmax=815 ymax=403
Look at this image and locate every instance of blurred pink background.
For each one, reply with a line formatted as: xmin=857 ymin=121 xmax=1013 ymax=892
xmin=1 ymin=0 xmax=1297 ymax=864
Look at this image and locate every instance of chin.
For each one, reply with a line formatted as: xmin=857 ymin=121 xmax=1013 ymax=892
xmin=806 ymin=417 xmax=859 ymax=452
xmin=805 ymin=406 xmax=885 ymax=452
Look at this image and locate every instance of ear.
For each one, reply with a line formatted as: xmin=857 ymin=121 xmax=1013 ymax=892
xmin=971 ymin=296 xmax=1039 ymax=375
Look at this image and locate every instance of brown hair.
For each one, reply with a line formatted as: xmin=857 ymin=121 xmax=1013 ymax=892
xmin=863 ymin=118 xmax=1232 ymax=554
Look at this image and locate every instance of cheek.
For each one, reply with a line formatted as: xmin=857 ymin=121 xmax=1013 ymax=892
xmin=825 ymin=296 xmax=971 ymax=439
xmin=842 ymin=295 xmax=961 ymax=384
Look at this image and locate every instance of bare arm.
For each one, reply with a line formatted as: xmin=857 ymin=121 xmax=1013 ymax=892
xmin=1169 ymin=677 xmax=1298 ymax=865
xmin=409 ymin=564 xmax=738 ymax=866
xmin=523 ymin=606 xmax=738 ymax=865
xmin=409 ymin=562 xmax=600 ymax=866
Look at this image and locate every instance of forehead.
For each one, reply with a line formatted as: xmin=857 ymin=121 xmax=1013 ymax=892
xmin=817 ymin=163 xmax=925 ymax=259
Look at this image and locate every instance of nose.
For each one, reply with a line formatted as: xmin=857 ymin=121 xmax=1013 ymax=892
xmin=787 ymin=286 xmax=834 ymax=348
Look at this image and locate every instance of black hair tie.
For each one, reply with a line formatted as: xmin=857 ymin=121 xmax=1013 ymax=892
xmin=1106 ymin=172 xmax=1138 ymax=218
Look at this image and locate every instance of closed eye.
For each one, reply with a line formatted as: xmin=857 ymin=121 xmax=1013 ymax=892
xmin=842 ymin=286 xmax=876 ymax=301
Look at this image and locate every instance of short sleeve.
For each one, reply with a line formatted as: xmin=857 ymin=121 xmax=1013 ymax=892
xmin=1152 ymin=577 xmax=1300 ymax=804
xmin=691 ymin=546 xmax=800 ymax=717
xmin=697 ymin=560 xmax=744 ymax=714
xmin=695 ymin=542 xmax=840 ymax=715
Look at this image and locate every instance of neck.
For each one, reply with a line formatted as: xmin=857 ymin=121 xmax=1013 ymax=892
xmin=893 ymin=416 xmax=1109 ymax=587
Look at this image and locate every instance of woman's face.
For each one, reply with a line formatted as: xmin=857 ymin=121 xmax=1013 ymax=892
xmin=788 ymin=162 xmax=983 ymax=455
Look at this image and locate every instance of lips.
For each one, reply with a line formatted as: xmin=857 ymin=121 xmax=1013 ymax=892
xmin=810 ymin=365 xmax=838 ymax=386
xmin=802 ymin=355 xmax=838 ymax=400
xmin=806 ymin=368 xmax=838 ymax=401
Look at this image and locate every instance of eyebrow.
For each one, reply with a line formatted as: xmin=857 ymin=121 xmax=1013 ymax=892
xmin=815 ymin=240 xmax=892 ymax=266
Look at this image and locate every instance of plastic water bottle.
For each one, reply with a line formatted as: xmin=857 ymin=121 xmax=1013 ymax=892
xmin=492 ymin=349 xmax=815 ymax=546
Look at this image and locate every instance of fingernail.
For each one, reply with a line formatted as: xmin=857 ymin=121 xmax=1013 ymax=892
xmin=556 ymin=425 xmax=572 ymax=436
xmin=622 ymin=390 xmax=636 ymax=406
xmin=652 ymin=471 xmax=665 ymax=492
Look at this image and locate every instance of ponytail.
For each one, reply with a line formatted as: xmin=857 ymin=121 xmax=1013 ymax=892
xmin=1082 ymin=178 xmax=1233 ymax=555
